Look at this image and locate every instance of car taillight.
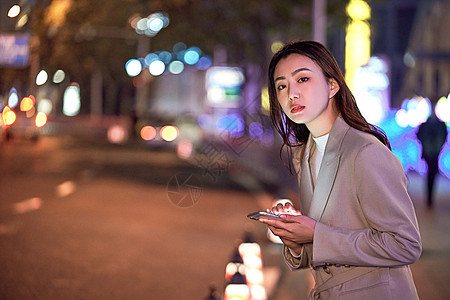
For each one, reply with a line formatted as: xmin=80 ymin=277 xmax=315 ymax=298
xmin=160 ymin=125 xmax=179 ymax=142
xmin=140 ymin=125 xmax=157 ymax=141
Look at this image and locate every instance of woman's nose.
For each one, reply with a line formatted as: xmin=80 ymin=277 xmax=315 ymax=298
xmin=289 ymin=87 xmax=300 ymax=101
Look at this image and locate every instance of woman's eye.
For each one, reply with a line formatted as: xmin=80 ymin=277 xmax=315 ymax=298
xmin=277 ymin=84 xmax=286 ymax=91
xmin=298 ymin=77 xmax=309 ymax=83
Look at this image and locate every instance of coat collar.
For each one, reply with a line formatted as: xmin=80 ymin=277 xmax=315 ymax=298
xmin=304 ymin=115 xmax=350 ymax=220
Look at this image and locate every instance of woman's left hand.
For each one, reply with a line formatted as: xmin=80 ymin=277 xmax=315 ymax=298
xmin=260 ymin=214 xmax=317 ymax=245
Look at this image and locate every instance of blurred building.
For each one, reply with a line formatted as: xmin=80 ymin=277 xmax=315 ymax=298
xmin=371 ymin=0 xmax=449 ymax=107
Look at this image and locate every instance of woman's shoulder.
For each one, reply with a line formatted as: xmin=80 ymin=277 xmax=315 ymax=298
xmin=342 ymin=126 xmax=390 ymax=154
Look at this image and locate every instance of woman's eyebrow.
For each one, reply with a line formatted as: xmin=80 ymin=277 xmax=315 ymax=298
xmin=275 ymin=67 xmax=312 ymax=82
xmin=292 ymin=67 xmax=312 ymax=76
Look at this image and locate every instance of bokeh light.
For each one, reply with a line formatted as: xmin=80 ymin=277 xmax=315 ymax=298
xmin=249 ymin=122 xmax=263 ymax=139
xmin=107 ymin=124 xmax=128 ymax=144
xmin=8 ymin=5 xmax=21 ymax=18
xmin=140 ymin=125 xmax=157 ymax=141
xmin=36 ymin=70 xmax=48 ymax=86
xmin=63 ymin=83 xmax=81 ymax=116
xmin=125 ymin=59 xmax=142 ymax=77
xmin=168 ymin=60 xmax=184 ymax=74
xmin=216 ymin=114 xmax=244 ymax=138
xmin=2 ymin=106 xmax=16 ymax=125
xmin=20 ymin=97 xmax=34 ymax=112
xmin=435 ymin=94 xmax=450 ymax=123
xmin=35 ymin=112 xmax=48 ymax=128
xmin=158 ymin=51 xmax=172 ymax=63
xmin=148 ymin=16 xmax=164 ymax=32
xmin=184 ymin=47 xmax=201 ymax=65
xmin=160 ymin=125 xmax=179 ymax=142
xmin=173 ymin=42 xmax=187 ymax=54
xmin=53 ymin=70 xmax=66 ymax=83
xmin=134 ymin=12 xmax=169 ymax=36
xmin=149 ymin=60 xmax=165 ymax=76
xmin=8 ymin=88 xmax=19 ymax=108
xmin=145 ymin=53 xmax=159 ymax=65
xmin=397 ymin=96 xmax=431 ymax=128
xmin=347 ymin=0 xmax=371 ymax=19
xmin=345 ymin=0 xmax=371 ymax=92
xmin=271 ymin=41 xmax=284 ymax=54
xmin=176 ymin=139 xmax=194 ymax=160
xmin=37 ymin=99 xmax=53 ymax=114
xmin=196 ymin=56 xmax=212 ymax=70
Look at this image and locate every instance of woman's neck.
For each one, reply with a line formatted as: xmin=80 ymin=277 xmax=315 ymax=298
xmin=307 ymin=110 xmax=338 ymax=138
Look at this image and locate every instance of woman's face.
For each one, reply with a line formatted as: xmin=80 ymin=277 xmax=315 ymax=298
xmin=273 ymin=54 xmax=339 ymax=136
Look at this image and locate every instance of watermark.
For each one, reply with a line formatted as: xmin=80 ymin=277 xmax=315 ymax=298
xmin=167 ymin=172 xmax=203 ymax=208
xmin=167 ymin=93 xmax=272 ymax=207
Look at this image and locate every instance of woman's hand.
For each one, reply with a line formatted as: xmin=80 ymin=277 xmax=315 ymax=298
xmin=260 ymin=202 xmax=317 ymax=253
xmin=272 ymin=201 xmax=302 ymax=216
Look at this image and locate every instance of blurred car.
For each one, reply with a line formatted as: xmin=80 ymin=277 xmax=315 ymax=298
xmin=138 ymin=116 xmax=204 ymax=159
xmin=1 ymin=96 xmax=48 ymax=142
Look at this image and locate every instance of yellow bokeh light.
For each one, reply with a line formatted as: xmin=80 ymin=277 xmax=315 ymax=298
xmin=35 ymin=112 xmax=48 ymax=128
xmin=4 ymin=110 xmax=17 ymax=126
xmin=347 ymin=0 xmax=371 ymax=20
xmin=345 ymin=0 xmax=371 ymax=92
xmin=160 ymin=125 xmax=179 ymax=142
xmin=261 ymin=87 xmax=270 ymax=114
xmin=270 ymin=41 xmax=284 ymax=54
xmin=45 ymin=0 xmax=72 ymax=27
xmin=20 ymin=97 xmax=34 ymax=112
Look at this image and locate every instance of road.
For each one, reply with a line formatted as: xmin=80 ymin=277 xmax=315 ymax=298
xmin=0 ymin=136 xmax=264 ymax=299
xmin=0 ymin=135 xmax=449 ymax=299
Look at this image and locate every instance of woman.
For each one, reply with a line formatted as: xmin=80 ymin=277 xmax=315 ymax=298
xmin=258 ymin=41 xmax=422 ymax=299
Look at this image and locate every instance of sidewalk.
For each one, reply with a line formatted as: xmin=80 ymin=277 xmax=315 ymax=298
xmin=257 ymin=172 xmax=450 ymax=300
xmin=408 ymin=172 xmax=450 ymax=300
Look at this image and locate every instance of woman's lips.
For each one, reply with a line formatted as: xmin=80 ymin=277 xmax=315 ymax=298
xmin=290 ymin=105 xmax=305 ymax=114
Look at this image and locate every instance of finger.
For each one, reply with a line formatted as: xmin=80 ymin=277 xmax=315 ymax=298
xmin=285 ymin=202 xmax=294 ymax=209
xmin=260 ymin=217 xmax=282 ymax=226
xmin=271 ymin=206 xmax=280 ymax=214
xmin=284 ymin=203 xmax=302 ymax=215
xmin=268 ymin=226 xmax=289 ymax=238
xmin=279 ymin=214 xmax=299 ymax=222
xmin=276 ymin=203 xmax=284 ymax=212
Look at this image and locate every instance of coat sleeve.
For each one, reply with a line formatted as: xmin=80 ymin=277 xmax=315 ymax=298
xmin=312 ymin=143 xmax=422 ymax=267
xmin=282 ymin=243 xmax=313 ymax=270
xmin=282 ymin=144 xmax=312 ymax=270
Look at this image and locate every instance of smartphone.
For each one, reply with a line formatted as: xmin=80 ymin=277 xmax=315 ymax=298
xmin=247 ymin=211 xmax=282 ymax=221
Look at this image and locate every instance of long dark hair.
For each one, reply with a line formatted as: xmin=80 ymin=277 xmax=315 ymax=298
xmin=268 ymin=41 xmax=390 ymax=168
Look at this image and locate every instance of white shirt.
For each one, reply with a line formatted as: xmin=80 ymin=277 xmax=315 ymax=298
xmin=311 ymin=134 xmax=329 ymax=185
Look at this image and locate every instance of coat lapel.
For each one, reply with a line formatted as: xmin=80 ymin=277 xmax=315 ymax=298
xmin=306 ymin=116 xmax=349 ymax=221
xmin=299 ymin=136 xmax=315 ymax=214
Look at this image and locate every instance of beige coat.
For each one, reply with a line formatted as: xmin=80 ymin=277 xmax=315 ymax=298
xmin=283 ymin=116 xmax=422 ymax=300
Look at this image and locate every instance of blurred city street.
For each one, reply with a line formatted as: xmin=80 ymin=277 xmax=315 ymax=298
xmin=0 ymin=134 xmax=449 ymax=300
xmin=0 ymin=0 xmax=449 ymax=299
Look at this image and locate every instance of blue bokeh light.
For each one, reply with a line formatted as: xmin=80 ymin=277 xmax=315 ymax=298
xmin=184 ymin=47 xmax=201 ymax=65
xmin=216 ymin=113 xmax=245 ymax=138
xmin=380 ymin=111 xmax=449 ymax=178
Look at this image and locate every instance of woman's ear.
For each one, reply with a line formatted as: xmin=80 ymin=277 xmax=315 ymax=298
xmin=328 ymin=79 xmax=340 ymax=99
